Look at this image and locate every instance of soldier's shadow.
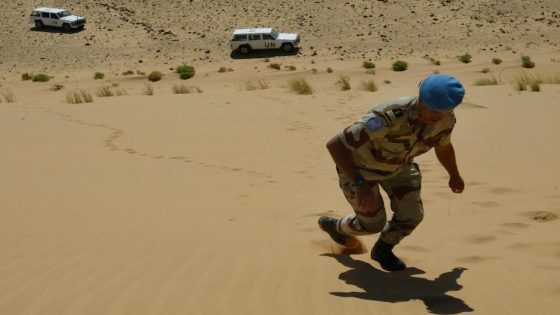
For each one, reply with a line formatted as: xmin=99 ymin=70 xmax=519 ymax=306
xmin=324 ymin=254 xmax=474 ymax=314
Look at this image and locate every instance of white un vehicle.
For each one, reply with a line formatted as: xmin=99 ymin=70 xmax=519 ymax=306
xmin=230 ymin=28 xmax=300 ymax=55
xmin=30 ymin=7 xmax=86 ymax=32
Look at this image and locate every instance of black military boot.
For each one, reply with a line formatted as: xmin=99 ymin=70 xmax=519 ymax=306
xmin=371 ymin=239 xmax=406 ymax=271
xmin=318 ymin=216 xmax=347 ymax=246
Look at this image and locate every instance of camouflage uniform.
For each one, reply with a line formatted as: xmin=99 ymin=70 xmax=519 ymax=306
xmin=336 ymin=96 xmax=455 ymax=245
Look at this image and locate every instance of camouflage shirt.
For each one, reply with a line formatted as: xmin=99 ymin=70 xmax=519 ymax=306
xmin=338 ymin=96 xmax=455 ymax=179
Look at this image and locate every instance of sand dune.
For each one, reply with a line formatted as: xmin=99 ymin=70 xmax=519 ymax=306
xmin=1 ymin=1 xmax=560 ymax=314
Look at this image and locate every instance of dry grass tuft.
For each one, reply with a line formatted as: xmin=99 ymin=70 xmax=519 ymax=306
xmin=172 ymin=84 xmax=203 ymax=94
xmin=1 ymin=90 xmax=17 ymax=103
xmin=511 ymin=71 xmax=549 ymax=92
xmin=474 ymin=76 xmax=498 ymax=86
xmin=287 ymin=77 xmax=313 ymax=95
xmin=337 ymin=75 xmax=351 ymax=90
xmin=96 ymin=86 xmax=114 ymax=97
xmin=144 ymin=84 xmax=154 ymax=95
xmin=51 ymin=84 xmax=64 ymax=91
xmin=361 ymin=80 xmax=378 ymax=92
xmin=244 ymin=79 xmax=270 ymax=91
xmin=66 ymin=90 xmax=93 ymax=104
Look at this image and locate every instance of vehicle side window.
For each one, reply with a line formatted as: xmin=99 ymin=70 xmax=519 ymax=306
xmin=41 ymin=12 xmax=49 ymax=18
xmin=263 ymin=34 xmax=274 ymax=40
xmin=51 ymin=13 xmax=59 ymax=19
xmin=249 ymin=34 xmax=261 ymax=40
xmin=233 ymin=34 xmax=247 ymax=41
xmin=31 ymin=11 xmax=40 ymax=17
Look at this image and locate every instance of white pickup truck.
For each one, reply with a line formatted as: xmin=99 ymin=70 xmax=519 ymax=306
xmin=230 ymin=28 xmax=300 ymax=55
xmin=30 ymin=7 xmax=86 ymax=32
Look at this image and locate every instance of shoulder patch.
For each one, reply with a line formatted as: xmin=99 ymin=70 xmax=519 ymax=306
xmin=366 ymin=116 xmax=385 ymax=131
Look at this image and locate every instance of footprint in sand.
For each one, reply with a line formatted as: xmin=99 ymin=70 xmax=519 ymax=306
xmin=490 ymin=187 xmax=520 ymax=194
xmin=399 ymin=245 xmax=430 ymax=252
xmin=521 ymin=211 xmax=558 ymax=222
xmin=501 ymin=222 xmax=530 ymax=229
xmin=467 ymin=235 xmax=497 ymax=244
xmin=455 ymin=256 xmax=499 ymax=264
xmin=471 ymin=201 xmax=501 ymax=207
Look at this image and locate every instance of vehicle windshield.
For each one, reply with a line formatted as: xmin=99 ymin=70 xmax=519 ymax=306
xmin=270 ymin=29 xmax=279 ymax=39
xmin=58 ymin=11 xmax=71 ymax=17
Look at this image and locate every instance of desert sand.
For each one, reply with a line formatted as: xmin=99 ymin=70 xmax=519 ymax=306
xmin=1 ymin=0 xmax=560 ymax=314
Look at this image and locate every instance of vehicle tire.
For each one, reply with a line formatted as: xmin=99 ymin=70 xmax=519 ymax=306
xmin=35 ymin=20 xmax=43 ymax=29
xmin=281 ymin=43 xmax=294 ymax=53
xmin=239 ymin=45 xmax=251 ymax=55
xmin=62 ymin=24 xmax=71 ymax=33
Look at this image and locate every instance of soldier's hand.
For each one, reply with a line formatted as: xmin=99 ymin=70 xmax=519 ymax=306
xmin=449 ymin=175 xmax=464 ymax=193
xmin=356 ymin=186 xmax=377 ymax=213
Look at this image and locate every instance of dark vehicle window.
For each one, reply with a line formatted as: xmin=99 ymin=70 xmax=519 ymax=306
xmin=41 ymin=12 xmax=49 ymax=18
xmin=233 ymin=34 xmax=247 ymax=41
xmin=249 ymin=34 xmax=261 ymax=40
xmin=31 ymin=11 xmax=40 ymax=17
xmin=263 ymin=34 xmax=274 ymax=40
xmin=51 ymin=13 xmax=59 ymax=19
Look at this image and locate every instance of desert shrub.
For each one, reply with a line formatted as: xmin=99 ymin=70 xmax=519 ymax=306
xmin=218 ymin=67 xmax=234 ymax=73
xmin=51 ymin=84 xmax=64 ymax=91
xmin=362 ymin=61 xmax=375 ymax=69
xmin=111 ymin=82 xmax=120 ymax=87
xmin=136 ymin=70 xmax=146 ymax=76
xmin=474 ymin=77 xmax=498 ymax=86
xmin=176 ymin=64 xmax=195 ymax=80
xmin=392 ymin=60 xmax=408 ymax=71
xmin=264 ymin=58 xmax=270 ymax=63
xmin=268 ymin=63 xmax=281 ymax=70
xmin=366 ymin=68 xmax=376 ymax=75
xmin=521 ymin=55 xmax=535 ymax=68
xmin=492 ymin=58 xmax=502 ymax=65
xmin=122 ymin=70 xmax=134 ymax=75
xmin=22 ymin=73 xmax=32 ymax=81
xmin=94 ymin=72 xmax=105 ymax=80
xmin=172 ymin=84 xmax=202 ymax=94
xmin=32 ymin=73 xmax=50 ymax=82
xmin=96 ymin=86 xmax=114 ymax=97
xmin=311 ymin=68 xmax=318 ymax=74
xmin=361 ymin=80 xmax=377 ymax=92
xmin=326 ymin=67 xmax=333 ymax=73
xmin=287 ymin=77 xmax=313 ymax=95
xmin=482 ymin=68 xmax=490 ymax=73
xmin=337 ymin=75 xmax=351 ymax=90
xmin=147 ymin=71 xmax=163 ymax=82
xmin=244 ymin=79 xmax=269 ymax=91
xmin=458 ymin=53 xmax=472 ymax=64
xmin=285 ymin=65 xmax=297 ymax=71
xmin=384 ymin=80 xmax=392 ymax=84
xmin=430 ymin=58 xmax=441 ymax=66
xmin=144 ymin=84 xmax=154 ymax=95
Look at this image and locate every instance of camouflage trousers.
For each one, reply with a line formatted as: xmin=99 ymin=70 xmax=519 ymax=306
xmin=337 ymin=163 xmax=424 ymax=246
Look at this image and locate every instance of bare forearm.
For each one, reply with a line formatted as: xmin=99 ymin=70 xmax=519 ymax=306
xmin=326 ymin=136 xmax=362 ymax=182
xmin=435 ymin=144 xmax=460 ymax=177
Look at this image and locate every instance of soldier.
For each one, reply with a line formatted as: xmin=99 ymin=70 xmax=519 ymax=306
xmin=320 ymin=74 xmax=465 ymax=271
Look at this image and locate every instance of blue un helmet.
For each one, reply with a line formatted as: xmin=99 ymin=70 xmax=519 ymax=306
xmin=419 ymin=74 xmax=465 ymax=112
